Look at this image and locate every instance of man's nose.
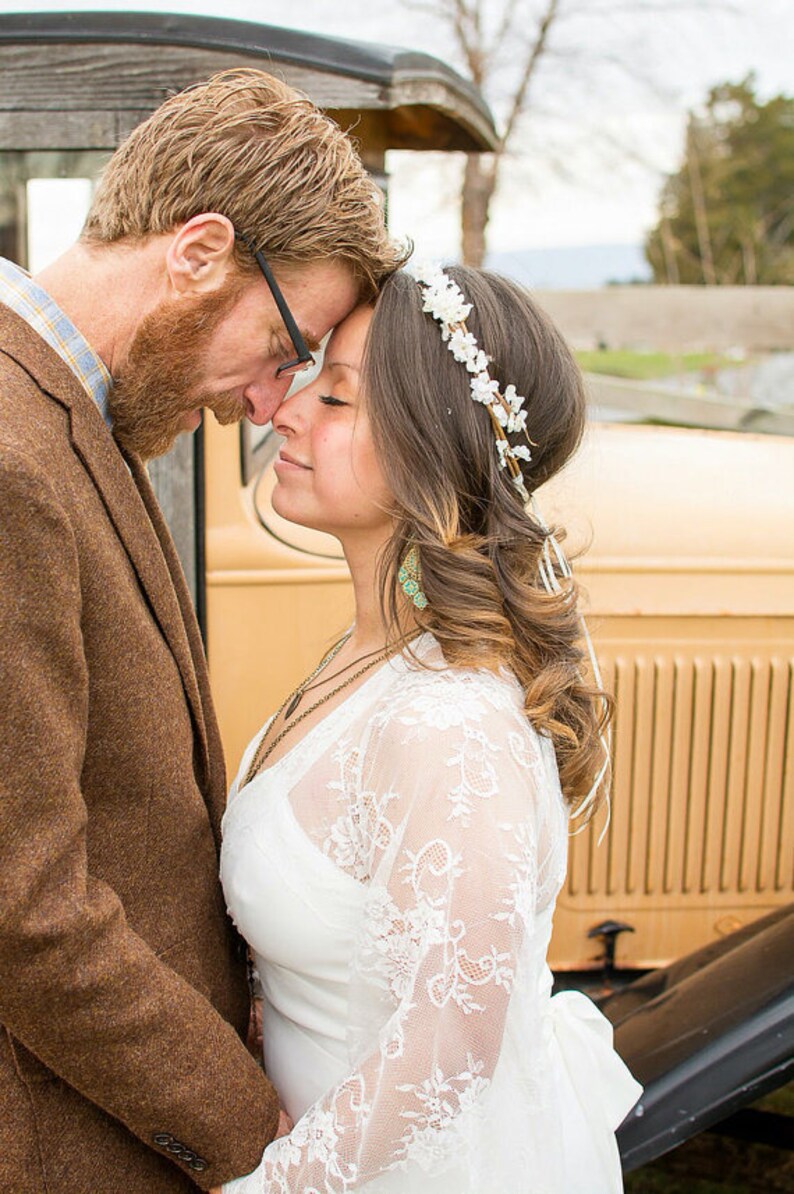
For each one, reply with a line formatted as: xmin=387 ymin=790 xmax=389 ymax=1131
xmin=243 ymin=377 xmax=292 ymax=426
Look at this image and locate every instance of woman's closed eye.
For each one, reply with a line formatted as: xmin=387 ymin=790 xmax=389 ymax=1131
xmin=319 ymin=394 xmax=348 ymax=407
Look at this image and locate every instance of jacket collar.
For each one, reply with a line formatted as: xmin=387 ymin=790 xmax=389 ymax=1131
xmin=0 ymin=257 xmax=112 ymax=426
xmin=0 ymin=305 xmax=213 ymax=794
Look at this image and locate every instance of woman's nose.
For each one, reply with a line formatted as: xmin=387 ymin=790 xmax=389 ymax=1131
xmin=272 ymin=382 xmax=312 ymax=436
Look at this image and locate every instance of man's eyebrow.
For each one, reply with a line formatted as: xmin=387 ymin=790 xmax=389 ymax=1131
xmin=268 ymin=327 xmax=321 ymax=355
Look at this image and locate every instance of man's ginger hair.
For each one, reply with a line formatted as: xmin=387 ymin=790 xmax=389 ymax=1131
xmin=83 ymin=68 xmax=407 ymax=297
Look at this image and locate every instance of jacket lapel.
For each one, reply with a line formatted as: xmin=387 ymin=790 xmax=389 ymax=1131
xmin=0 ymin=308 xmax=212 ymax=793
xmin=124 ymin=449 xmax=227 ymax=837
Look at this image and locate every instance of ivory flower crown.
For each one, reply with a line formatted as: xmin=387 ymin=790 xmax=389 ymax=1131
xmin=413 ymin=264 xmax=611 ymax=832
xmin=414 ymin=263 xmax=532 ymax=500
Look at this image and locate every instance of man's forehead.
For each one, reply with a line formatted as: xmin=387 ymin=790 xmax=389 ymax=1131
xmin=276 ymin=258 xmax=357 ymax=297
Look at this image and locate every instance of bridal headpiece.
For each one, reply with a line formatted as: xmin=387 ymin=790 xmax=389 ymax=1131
xmin=413 ymin=263 xmax=612 ymax=835
xmin=414 ymin=263 xmax=533 ymax=501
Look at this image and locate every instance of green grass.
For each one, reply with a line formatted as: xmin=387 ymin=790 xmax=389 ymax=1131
xmin=575 ymin=349 xmax=742 ymax=381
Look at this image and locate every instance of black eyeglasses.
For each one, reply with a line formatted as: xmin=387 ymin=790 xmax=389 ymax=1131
xmin=236 ymin=233 xmax=315 ymax=379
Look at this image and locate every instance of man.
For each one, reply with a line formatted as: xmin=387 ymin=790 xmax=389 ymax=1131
xmin=0 ymin=68 xmax=405 ymax=1192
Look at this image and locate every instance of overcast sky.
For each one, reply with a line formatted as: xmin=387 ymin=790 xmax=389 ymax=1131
xmin=6 ymin=0 xmax=791 ymax=256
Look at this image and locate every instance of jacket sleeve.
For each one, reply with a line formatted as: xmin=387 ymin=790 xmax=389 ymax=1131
xmin=0 ymin=447 xmax=279 ymax=1189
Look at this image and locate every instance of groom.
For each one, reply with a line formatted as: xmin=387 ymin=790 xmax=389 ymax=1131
xmin=0 ymin=69 xmax=403 ymax=1192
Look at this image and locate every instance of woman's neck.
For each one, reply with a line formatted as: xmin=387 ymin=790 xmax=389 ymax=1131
xmin=341 ymin=529 xmax=412 ymax=653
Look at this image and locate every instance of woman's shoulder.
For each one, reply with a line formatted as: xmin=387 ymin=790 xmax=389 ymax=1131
xmin=374 ymin=633 xmax=537 ymax=742
xmin=362 ymin=635 xmax=566 ymax=829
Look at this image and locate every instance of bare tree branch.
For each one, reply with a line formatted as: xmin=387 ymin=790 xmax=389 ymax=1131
xmin=492 ymin=0 xmax=522 ymax=57
xmin=500 ymin=0 xmax=561 ymax=147
xmin=399 ymin=0 xmax=738 ymax=265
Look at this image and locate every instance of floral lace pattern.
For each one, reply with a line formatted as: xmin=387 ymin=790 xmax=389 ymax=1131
xmin=229 ymin=640 xmax=575 ymax=1192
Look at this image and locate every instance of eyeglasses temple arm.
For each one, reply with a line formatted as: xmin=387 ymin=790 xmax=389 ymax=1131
xmin=236 ymin=233 xmax=310 ymax=359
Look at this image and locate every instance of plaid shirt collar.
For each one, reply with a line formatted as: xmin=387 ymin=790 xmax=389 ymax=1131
xmin=0 ymin=256 xmax=113 ymax=429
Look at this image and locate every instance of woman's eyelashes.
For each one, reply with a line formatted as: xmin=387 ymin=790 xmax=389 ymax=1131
xmin=319 ymin=394 xmax=347 ymax=407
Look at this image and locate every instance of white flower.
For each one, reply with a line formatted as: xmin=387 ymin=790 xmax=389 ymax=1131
xmin=492 ymin=403 xmax=509 ymax=428
xmin=421 ymin=278 xmax=471 ymax=328
xmin=507 ymin=408 xmax=528 ymax=434
xmin=504 ymin=383 xmax=525 ymax=413
xmin=512 ymin=444 xmax=532 ymax=462
xmin=470 ymin=372 xmax=499 ymax=405
xmin=495 ymin=438 xmax=510 ymax=466
xmin=465 ymin=348 xmax=490 ymax=375
xmin=448 ymin=327 xmax=478 ymax=364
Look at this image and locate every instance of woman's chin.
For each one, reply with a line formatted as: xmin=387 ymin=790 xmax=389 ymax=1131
xmin=271 ymin=493 xmax=323 ymax=533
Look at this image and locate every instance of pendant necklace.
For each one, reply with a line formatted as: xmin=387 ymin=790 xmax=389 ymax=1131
xmin=282 ymin=632 xmax=352 ymax=720
xmin=283 ymin=639 xmax=397 ymax=718
xmin=242 ymin=631 xmax=416 ymax=786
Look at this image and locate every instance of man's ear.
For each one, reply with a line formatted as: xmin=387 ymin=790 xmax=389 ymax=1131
xmin=165 ymin=214 xmax=236 ymax=295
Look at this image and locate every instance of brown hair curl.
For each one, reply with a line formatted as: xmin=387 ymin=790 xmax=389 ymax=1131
xmin=363 ymin=266 xmax=610 ymax=819
xmin=82 ymin=69 xmax=407 ymax=298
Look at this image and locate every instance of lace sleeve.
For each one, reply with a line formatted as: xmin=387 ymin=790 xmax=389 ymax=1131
xmin=228 ymin=669 xmax=565 ymax=1193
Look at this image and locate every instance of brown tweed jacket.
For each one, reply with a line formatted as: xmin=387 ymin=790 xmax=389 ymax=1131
xmin=0 ymin=306 xmax=278 ymax=1192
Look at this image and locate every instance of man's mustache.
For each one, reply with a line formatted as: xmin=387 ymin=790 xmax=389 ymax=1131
xmin=207 ymin=390 xmax=248 ymax=426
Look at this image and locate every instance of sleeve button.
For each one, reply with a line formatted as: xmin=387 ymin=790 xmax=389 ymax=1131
xmin=153 ymin=1133 xmax=174 ymax=1146
xmin=189 ymin=1159 xmax=208 ymax=1172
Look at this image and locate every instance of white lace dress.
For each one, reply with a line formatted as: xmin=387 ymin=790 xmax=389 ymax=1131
xmin=220 ymin=635 xmax=641 ymax=1194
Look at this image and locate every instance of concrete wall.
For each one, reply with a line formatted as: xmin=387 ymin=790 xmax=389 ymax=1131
xmin=533 ymin=285 xmax=794 ymax=352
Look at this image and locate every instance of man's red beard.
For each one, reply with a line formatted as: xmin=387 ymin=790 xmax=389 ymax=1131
xmin=109 ymin=279 xmax=248 ymax=462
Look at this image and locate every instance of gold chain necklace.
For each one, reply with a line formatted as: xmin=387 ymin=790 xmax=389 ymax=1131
xmin=284 ymin=639 xmax=393 ymax=718
xmin=242 ymin=633 xmax=408 ymax=787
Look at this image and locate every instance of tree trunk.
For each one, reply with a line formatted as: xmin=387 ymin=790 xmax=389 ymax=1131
xmin=741 ymin=234 xmax=757 ymax=284
xmin=686 ymin=126 xmax=717 ymax=285
xmin=461 ymin=153 xmax=499 ymax=267
xmin=660 ymin=215 xmax=680 ymax=285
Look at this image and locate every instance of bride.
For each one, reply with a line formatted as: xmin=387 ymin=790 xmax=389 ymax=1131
xmin=218 ymin=265 xmax=642 ymax=1193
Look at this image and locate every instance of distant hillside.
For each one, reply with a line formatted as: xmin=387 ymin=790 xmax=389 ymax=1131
xmin=486 ymin=243 xmax=652 ymax=290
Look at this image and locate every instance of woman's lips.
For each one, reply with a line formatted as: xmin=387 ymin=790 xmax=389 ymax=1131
xmin=275 ymin=449 xmax=311 ymax=471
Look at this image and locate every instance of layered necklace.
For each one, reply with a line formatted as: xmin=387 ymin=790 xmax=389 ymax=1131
xmin=242 ymin=630 xmax=414 ymax=787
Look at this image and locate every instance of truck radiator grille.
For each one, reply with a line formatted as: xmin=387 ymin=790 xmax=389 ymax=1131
xmin=567 ymin=652 xmax=794 ymax=903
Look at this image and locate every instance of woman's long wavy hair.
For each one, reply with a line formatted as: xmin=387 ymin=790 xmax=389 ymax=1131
xmin=362 ymin=266 xmax=610 ymax=820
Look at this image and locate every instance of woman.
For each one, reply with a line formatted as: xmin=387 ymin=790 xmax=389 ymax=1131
xmin=219 ymin=266 xmax=642 ymax=1193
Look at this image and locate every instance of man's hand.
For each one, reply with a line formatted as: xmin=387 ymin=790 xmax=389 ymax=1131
xmin=208 ymin=1107 xmax=293 ymax=1192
